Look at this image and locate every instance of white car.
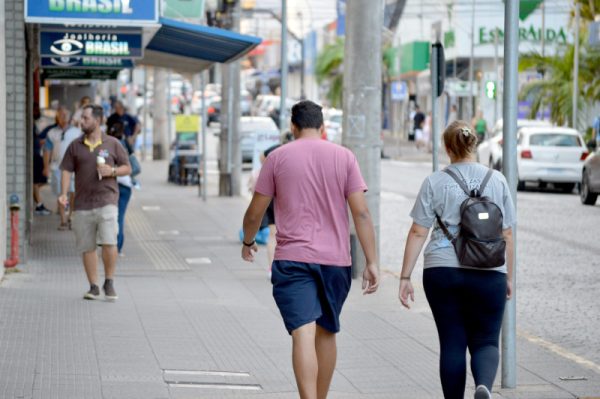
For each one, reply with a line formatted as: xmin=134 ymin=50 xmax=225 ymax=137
xmin=477 ymin=119 xmax=552 ymax=170
xmin=517 ymin=127 xmax=589 ymax=192
xmin=324 ymin=109 xmax=343 ymax=144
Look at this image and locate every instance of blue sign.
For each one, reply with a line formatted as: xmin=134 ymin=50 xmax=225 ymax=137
xmin=41 ymin=56 xmax=134 ymax=69
xmin=590 ymin=21 xmax=600 ymax=47
xmin=25 ymin=0 xmax=158 ymax=26
xmin=336 ymin=0 xmax=345 ymax=37
xmin=391 ymin=81 xmax=407 ymax=102
xmin=40 ymin=28 xmax=143 ymax=58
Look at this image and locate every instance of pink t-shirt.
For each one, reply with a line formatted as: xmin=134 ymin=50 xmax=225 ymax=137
xmin=255 ymin=138 xmax=367 ymax=266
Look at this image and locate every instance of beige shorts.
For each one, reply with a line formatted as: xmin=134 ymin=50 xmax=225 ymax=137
xmin=73 ymin=205 xmax=118 ymax=253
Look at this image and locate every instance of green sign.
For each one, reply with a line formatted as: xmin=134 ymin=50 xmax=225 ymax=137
xmin=163 ymin=0 xmax=204 ymax=19
xmin=479 ymin=25 xmax=568 ymax=45
xmin=519 ymin=0 xmax=543 ymax=21
xmin=485 ymin=81 xmax=496 ymax=99
xmin=400 ymin=41 xmax=430 ymax=74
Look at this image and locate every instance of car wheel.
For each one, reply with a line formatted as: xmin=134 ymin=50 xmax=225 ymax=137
xmin=517 ymin=180 xmax=525 ymax=191
xmin=580 ymin=172 xmax=598 ymax=205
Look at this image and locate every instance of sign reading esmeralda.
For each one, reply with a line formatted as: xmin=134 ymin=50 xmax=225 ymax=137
xmin=40 ymin=28 xmax=143 ymax=58
xmin=25 ymin=0 xmax=158 ymax=26
xmin=41 ymin=56 xmax=134 ymax=69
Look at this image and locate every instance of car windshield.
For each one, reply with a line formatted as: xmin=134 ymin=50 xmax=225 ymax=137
xmin=242 ymin=120 xmax=277 ymax=132
xmin=529 ymin=133 xmax=581 ymax=147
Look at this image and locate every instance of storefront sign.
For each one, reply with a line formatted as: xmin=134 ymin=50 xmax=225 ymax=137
xmin=25 ymin=0 xmax=158 ymax=25
xmin=479 ymin=24 xmax=568 ymax=45
xmin=391 ymin=81 xmax=407 ymax=102
xmin=41 ymin=56 xmax=134 ymax=69
xmin=41 ymin=67 xmax=121 ymax=80
xmin=40 ymin=28 xmax=143 ymax=58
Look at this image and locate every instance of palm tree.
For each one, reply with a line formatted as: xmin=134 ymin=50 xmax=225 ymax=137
xmin=315 ymin=38 xmax=345 ymax=108
xmin=519 ymin=0 xmax=600 ymax=127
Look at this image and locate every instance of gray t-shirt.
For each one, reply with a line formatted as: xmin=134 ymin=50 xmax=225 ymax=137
xmin=410 ymin=162 xmax=516 ymax=273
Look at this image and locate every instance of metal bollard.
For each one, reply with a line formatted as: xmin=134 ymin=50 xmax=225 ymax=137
xmin=4 ymin=194 xmax=21 ymax=268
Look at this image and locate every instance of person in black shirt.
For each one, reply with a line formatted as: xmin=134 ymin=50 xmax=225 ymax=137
xmin=106 ymin=101 xmax=140 ymax=148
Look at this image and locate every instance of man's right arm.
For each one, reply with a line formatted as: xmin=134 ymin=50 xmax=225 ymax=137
xmin=348 ymin=191 xmax=379 ymax=294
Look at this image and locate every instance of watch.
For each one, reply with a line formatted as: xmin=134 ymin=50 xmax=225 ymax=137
xmin=111 ymin=167 xmax=117 ymax=177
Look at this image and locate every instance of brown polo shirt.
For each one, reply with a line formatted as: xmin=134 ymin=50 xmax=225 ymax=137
xmin=60 ymin=133 xmax=130 ymax=211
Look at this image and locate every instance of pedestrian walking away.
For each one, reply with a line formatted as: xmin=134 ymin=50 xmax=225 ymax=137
xmin=32 ymin=106 xmax=52 ymax=216
xmin=43 ymin=106 xmax=82 ymax=230
xmin=59 ymin=104 xmax=131 ymax=301
xmin=398 ymin=120 xmax=516 ymax=399
xmin=107 ymin=121 xmax=134 ymax=255
xmin=241 ymin=100 xmax=379 ymax=399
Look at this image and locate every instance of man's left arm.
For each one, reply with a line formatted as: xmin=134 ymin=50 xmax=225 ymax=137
xmin=241 ymin=193 xmax=272 ymax=262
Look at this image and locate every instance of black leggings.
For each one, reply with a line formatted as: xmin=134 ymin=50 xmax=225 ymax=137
xmin=423 ymin=267 xmax=507 ymax=399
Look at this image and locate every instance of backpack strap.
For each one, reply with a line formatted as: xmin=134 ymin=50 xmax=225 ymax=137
xmin=435 ymin=214 xmax=456 ymax=243
xmin=479 ymin=169 xmax=494 ymax=194
xmin=443 ymin=168 xmax=470 ymax=196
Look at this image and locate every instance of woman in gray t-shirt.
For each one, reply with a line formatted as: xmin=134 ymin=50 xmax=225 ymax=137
xmin=398 ymin=121 xmax=516 ymax=399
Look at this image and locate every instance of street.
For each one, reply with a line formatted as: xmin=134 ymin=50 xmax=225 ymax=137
xmin=380 ymin=159 xmax=600 ymax=367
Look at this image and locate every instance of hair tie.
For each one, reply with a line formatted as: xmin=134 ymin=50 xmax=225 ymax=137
xmin=460 ymin=127 xmax=471 ymax=137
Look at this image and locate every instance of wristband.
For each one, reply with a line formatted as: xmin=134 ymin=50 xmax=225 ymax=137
xmin=400 ymin=276 xmax=411 ymax=280
xmin=243 ymin=240 xmax=255 ymax=247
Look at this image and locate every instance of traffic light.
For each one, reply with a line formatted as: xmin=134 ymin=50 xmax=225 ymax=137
xmin=485 ymin=80 xmax=496 ymax=99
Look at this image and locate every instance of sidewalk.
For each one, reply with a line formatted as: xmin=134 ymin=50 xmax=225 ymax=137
xmin=0 ymin=160 xmax=598 ymax=399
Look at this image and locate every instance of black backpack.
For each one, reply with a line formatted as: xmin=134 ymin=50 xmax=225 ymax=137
xmin=436 ymin=168 xmax=506 ymax=269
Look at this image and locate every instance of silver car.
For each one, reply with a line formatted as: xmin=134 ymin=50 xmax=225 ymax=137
xmin=581 ymin=145 xmax=600 ymax=205
xmin=240 ymin=117 xmax=280 ymax=163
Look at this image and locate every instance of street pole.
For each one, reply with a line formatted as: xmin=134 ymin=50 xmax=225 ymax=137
xmin=501 ymin=0 xmax=519 ymax=389
xmin=279 ymin=0 xmax=289 ymax=136
xmin=298 ymin=11 xmax=306 ymax=100
xmin=540 ymin=2 xmax=545 ymax=119
xmin=167 ymin=70 xmax=173 ymax=144
xmin=219 ymin=2 xmax=242 ymax=196
xmin=468 ymin=0 xmax=476 ymax=121
xmin=343 ymin=0 xmax=382 ymax=278
xmin=142 ymin=66 xmax=148 ymax=161
xmin=573 ymin=3 xmax=580 ymax=129
xmin=493 ymin=28 xmax=499 ymax=125
xmin=201 ymin=71 xmax=208 ymax=201
xmin=153 ymin=68 xmax=169 ymax=160
xmin=431 ymin=43 xmax=440 ymax=172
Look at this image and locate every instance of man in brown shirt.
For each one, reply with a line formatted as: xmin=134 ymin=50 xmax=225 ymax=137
xmin=60 ymin=105 xmax=131 ymax=301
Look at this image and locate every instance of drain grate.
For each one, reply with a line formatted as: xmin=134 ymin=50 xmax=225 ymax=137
xmin=163 ymin=369 xmax=262 ymax=391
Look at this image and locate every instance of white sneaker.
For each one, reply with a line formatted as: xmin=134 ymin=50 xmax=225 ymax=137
xmin=474 ymin=385 xmax=492 ymax=399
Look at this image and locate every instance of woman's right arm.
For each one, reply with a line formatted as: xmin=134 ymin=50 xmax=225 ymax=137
xmin=398 ymin=222 xmax=430 ymax=309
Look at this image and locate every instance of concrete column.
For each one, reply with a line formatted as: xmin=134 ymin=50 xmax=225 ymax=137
xmin=0 ymin=0 xmax=6 ymax=271
xmin=153 ymin=68 xmax=169 ymax=160
xmin=343 ymin=0 xmax=383 ymax=276
xmin=4 ymin=0 xmax=27 ymax=263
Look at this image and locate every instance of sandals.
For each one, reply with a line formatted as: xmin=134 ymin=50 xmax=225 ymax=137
xmin=58 ymin=220 xmax=72 ymax=231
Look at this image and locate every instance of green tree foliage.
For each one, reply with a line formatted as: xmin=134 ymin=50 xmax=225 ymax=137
xmin=519 ymin=0 xmax=600 ymax=126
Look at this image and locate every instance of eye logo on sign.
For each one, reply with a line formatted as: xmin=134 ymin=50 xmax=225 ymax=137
xmin=50 ymin=38 xmax=84 ymax=56
xmin=49 ymin=57 xmax=80 ymax=67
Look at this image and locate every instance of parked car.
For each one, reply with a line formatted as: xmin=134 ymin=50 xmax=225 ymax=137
xmin=324 ymin=109 xmax=343 ymax=144
xmin=581 ymin=145 xmax=600 ymax=205
xmin=240 ymin=117 xmax=279 ymax=163
xmin=477 ymin=119 xmax=552 ymax=170
xmin=516 ymin=127 xmax=589 ymax=192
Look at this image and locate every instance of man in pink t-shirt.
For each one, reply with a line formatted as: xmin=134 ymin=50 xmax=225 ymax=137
xmin=241 ymin=100 xmax=379 ymax=399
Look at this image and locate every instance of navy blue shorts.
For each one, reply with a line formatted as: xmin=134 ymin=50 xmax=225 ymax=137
xmin=271 ymin=260 xmax=352 ymax=335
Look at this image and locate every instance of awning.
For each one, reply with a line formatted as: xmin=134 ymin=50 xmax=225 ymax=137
xmin=140 ymin=18 xmax=262 ymax=73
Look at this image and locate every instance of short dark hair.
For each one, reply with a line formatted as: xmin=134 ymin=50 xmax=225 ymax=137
xmin=83 ymin=104 xmax=104 ymax=122
xmin=291 ymin=100 xmax=323 ymax=130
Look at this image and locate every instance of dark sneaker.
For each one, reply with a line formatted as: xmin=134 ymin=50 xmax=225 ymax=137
xmin=34 ymin=204 xmax=51 ymax=216
xmin=474 ymin=385 xmax=492 ymax=399
xmin=83 ymin=284 xmax=100 ymax=300
xmin=103 ymin=279 xmax=118 ymax=301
